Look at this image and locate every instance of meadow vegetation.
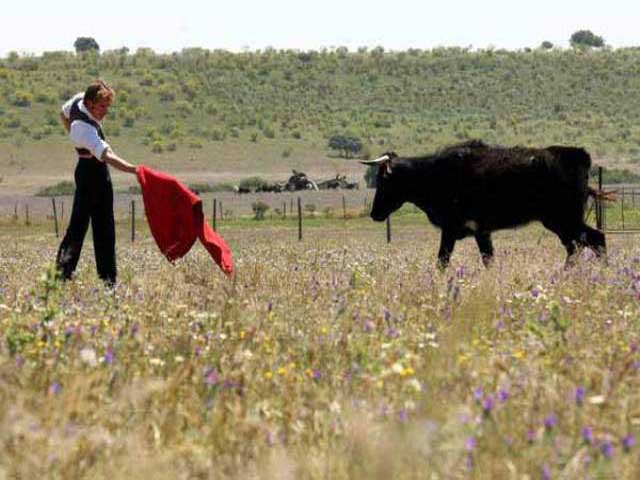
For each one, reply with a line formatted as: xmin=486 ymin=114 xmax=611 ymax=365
xmin=1 ymin=217 xmax=640 ymax=478
xmin=3 ymin=46 xmax=640 ymax=192
xmin=3 ymin=44 xmax=640 ymax=479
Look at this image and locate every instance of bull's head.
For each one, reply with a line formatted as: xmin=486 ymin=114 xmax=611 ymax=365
xmin=360 ymin=152 xmax=405 ymax=221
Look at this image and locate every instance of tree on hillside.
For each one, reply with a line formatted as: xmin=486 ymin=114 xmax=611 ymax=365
xmin=74 ymin=37 xmax=100 ymax=54
xmin=328 ymin=134 xmax=363 ymax=158
xmin=540 ymin=41 xmax=553 ymax=50
xmin=570 ymin=30 xmax=604 ymax=49
xmin=364 ymin=165 xmax=377 ymax=188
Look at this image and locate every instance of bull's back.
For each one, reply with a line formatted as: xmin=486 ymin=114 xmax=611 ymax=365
xmin=455 ymin=146 xmax=591 ymax=229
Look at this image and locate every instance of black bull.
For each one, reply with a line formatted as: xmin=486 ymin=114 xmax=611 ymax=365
xmin=363 ymin=141 xmax=606 ymax=268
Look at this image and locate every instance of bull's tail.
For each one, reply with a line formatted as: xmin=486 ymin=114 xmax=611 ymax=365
xmin=588 ymin=187 xmax=617 ymax=202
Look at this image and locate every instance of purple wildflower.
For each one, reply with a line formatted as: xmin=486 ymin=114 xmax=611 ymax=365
xmin=15 ymin=355 xmax=25 ymax=368
xmin=103 ymin=347 xmax=114 ymax=365
xmin=48 ymin=382 xmax=61 ymax=395
xmin=544 ymin=414 xmax=557 ymax=431
xmin=465 ymin=436 xmax=476 ymax=452
xmin=622 ymin=434 xmax=636 ymax=452
xmin=601 ymin=441 xmax=614 ymax=459
xmin=498 ymin=389 xmax=510 ymax=403
xmin=385 ymin=327 xmax=399 ymax=338
xmin=581 ymin=426 xmax=593 ymax=445
xmin=398 ymin=409 xmax=409 ymax=423
xmin=204 ymin=367 xmax=219 ymax=386
xmin=541 ymin=463 xmax=551 ymax=480
xmin=574 ymin=386 xmax=585 ymax=406
xmin=312 ymin=369 xmax=322 ymax=381
xmin=482 ymin=396 xmax=495 ymax=416
xmin=473 ymin=387 xmax=484 ymax=403
xmin=266 ymin=430 xmax=276 ymax=446
xmin=363 ymin=319 xmax=375 ymax=332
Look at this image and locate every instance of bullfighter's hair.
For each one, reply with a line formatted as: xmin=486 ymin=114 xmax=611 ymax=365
xmin=84 ymin=80 xmax=115 ymax=104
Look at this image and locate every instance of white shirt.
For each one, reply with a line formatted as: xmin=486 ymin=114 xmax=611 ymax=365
xmin=61 ymin=93 xmax=110 ymax=161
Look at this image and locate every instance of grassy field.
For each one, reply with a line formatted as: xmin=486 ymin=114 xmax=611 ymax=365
xmin=3 ymin=45 xmax=640 ymax=478
xmin=2 ymin=215 xmax=640 ymax=478
xmin=4 ymin=47 xmax=640 ymax=194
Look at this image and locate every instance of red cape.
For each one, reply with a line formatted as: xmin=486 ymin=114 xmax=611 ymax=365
xmin=136 ymin=166 xmax=233 ymax=275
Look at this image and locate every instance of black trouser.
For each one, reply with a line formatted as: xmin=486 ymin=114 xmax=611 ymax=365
xmin=56 ymin=158 xmax=116 ymax=284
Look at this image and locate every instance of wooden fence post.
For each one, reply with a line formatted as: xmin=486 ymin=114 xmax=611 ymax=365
xmin=60 ymin=200 xmax=64 ymax=222
xmin=213 ymin=198 xmax=217 ymax=231
xmin=621 ymin=186 xmax=625 ymax=230
xmin=297 ymin=197 xmax=302 ymax=241
xmin=51 ymin=197 xmax=59 ymax=238
xmin=13 ymin=202 xmax=18 ymax=221
xmin=130 ymin=200 xmax=135 ymax=242
xmin=386 ymin=216 xmax=391 ymax=243
xmin=595 ymin=167 xmax=603 ymax=231
xmin=342 ymin=195 xmax=347 ymax=219
xmin=283 ymin=202 xmax=286 ymax=219
xmin=219 ymin=201 xmax=223 ymax=221
xmin=25 ymin=205 xmax=30 ymax=226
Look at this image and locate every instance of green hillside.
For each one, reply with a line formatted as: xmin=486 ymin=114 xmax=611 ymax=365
xmin=2 ymin=46 xmax=640 ymax=192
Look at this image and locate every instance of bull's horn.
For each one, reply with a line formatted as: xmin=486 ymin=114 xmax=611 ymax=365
xmin=359 ymin=155 xmax=390 ymax=165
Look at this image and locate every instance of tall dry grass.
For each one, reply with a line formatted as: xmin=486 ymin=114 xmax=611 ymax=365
xmin=1 ymin=221 xmax=640 ymax=478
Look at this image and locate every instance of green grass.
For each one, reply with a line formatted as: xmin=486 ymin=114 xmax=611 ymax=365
xmin=2 ymin=218 xmax=640 ymax=478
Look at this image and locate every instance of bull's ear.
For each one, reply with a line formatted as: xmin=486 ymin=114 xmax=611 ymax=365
xmin=379 ymin=159 xmax=392 ymax=175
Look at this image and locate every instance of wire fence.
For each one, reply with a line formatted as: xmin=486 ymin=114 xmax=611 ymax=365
xmin=5 ymin=178 xmax=640 ymax=241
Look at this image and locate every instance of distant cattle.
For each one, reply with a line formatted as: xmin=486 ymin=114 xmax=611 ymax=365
xmin=362 ymin=140 xmax=606 ymax=268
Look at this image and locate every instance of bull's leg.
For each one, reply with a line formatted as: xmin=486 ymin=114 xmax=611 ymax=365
xmin=579 ymin=224 xmax=607 ymax=258
xmin=552 ymin=230 xmax=579 ymax=268
xmin=474 ymin=231 xmax=494 ymax=268
xmin=437 ymin=230 xmax=456 ymax=270
xmin=543 ymin=221 xmax=579 ymax=267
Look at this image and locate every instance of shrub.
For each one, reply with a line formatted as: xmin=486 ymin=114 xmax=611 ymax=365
xmin=12 ymin=91 xmax=33 ymax=107
xmin=240 ymin=176 xmax=269 ymax=191
xmin=252 ymin=201 xmax=270 ymax=220
xmin=6 ymin=116 xmax=21 ymax=129
xmin=210 ymin=129 xmax=226 ymax=141
xmin=187 ymin=138 xmax=203 ymax=149
xmin=364 ymin=164 xmax=377 ymax=188
xmin=151 ymin=141 xmax=164 ymax=153
xmin=158 ymin=86 xmax=176 ymax=102
xmin=263 ymin=126 xmax=276 ymax=139
xmin=123 ymin=114 xmax=135 ymax=127
xmin=36 ymin=181 xmax=75 ymax=197
xmin=139 ymin=75 xmax=154 ymax=87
